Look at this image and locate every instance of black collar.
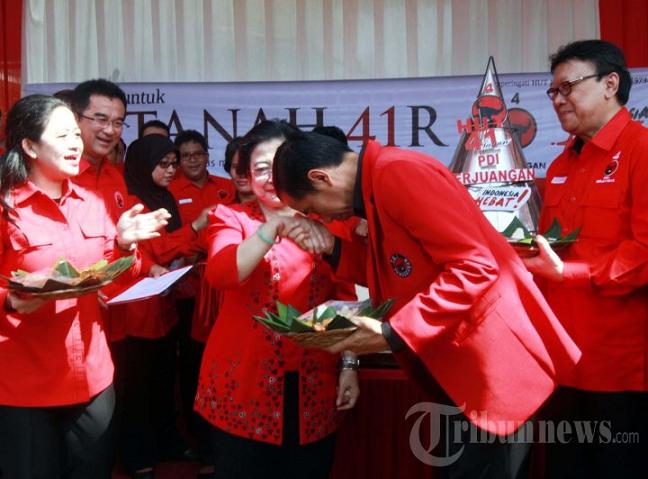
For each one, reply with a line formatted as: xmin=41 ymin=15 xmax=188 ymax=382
xmin=571 ymin=137 xmax=585 ymax=155
xmin=352 ymin=144 xmax=367 ymax=218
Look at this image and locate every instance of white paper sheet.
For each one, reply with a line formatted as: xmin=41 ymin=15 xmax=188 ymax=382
xmin=106 ymin=265 xmax=193 ymax=305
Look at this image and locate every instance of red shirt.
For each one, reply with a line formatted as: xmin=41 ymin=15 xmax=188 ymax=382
xmin=540 ymin=107 xmax=648 ymax=391
xmin=72 ymin=158 xmax=167 ymax=342
xmin=195 ymin=201 xmax=355 ymax=445
xmin=108 ymin=209 xmax=197 ymax=340
xmin=169 ymin=173 xmax=236 ymax=341
xmin=0 ymin=180 xmax=139 ymax=407
xmin=169 ymin=173 xmax=236 ymax=228
xmin=73 ymin=157 xmax=130 ymax=224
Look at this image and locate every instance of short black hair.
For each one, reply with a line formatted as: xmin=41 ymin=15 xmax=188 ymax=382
xmin=53 ymin=89 xmax=75 ymax=106
xmin=174 ymin=129 xmax=208 ymax=151
xmin=141 ymin=119 xmax=170 ymax=137
xmin=550 ymin=39 xmax=631 ymax=105
xmin=273 ymin=132 xmax=352 ymax=199
xmin=71 ymin=79 xmax=128 ymax=114
xmin=236 ymin=119 xmax=300 ymax=177
xmin=224 ymin=136 xmax=245 ymax=173
xmin=312 ymin=125 xmax=348 ymax=146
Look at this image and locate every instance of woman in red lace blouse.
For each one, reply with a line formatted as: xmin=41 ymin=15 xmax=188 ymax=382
xmin=195 ymin=120 xmax=359 ymax=479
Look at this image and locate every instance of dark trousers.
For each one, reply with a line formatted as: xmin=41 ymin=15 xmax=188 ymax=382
xmin=540 ymin=386 xmax=648 ymax=478
xmin=0 ymin=385 xmax=115 ymax=479
xmin=209 ymin=372 xmax=336 ymax=479
xmin=403 ymin=351 xmax=530 ymax=479
xmin=112 ymin=333 xmax=183 ymax=474
xmin=176 ymin=298 xmax=214 ymax=463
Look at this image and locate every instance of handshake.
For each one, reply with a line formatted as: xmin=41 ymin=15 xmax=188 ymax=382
xmin=258 ymin=215 xmax=336 ymax=255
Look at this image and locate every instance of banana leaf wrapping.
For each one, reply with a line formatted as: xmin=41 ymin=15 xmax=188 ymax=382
xmin=503 ymin=217 xmax=580 ymax=258
xmin=0 ymin=256 xmax=134 ymax=299
xmin=254 ymin=298 xmax=394 ymax=348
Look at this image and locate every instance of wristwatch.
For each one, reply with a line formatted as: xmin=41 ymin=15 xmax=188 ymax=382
xmin=340 ymin=356 xmax=360 ymax=371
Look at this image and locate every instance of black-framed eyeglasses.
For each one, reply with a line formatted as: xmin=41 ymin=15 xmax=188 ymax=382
xmin=546 ymin=73 xmax=609 ymax=100
xmin=180 ymin=151 xmax=206 ymax=162
xmin=79 ymin=114 xmax=129 ymax=130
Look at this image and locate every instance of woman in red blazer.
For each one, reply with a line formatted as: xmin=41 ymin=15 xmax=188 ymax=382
xmin=195 ymin=120 xmax=359 ymax=479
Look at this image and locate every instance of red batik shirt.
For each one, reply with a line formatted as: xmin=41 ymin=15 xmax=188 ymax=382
xmin=0 ymin=180 xmax=140 ymax=406
xmin=540 ymin=108 xmax=648 ymax=391
xmin=195 ymin=201 xmax=353 ymax=445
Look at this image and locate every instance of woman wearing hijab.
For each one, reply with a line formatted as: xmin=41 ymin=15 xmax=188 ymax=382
xmin=113 ymin=134 xmax=212 ymax=479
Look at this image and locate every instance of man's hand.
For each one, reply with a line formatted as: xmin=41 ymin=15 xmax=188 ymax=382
xmin=326 ymin=316 xmax=389 ymax=355
xmin=521 ymin=235 xmax=564 ymax=282
xmin=116 ymin=204 xmax=170 ymax=250
xmin=279 ymin=216 xmax=335 ymax=255
xmin=336 ymin=369 xmax=360 ymax=410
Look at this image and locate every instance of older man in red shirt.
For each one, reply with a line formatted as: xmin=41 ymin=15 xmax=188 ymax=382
xmin=523 ymin=40 xmax=648 ymax=477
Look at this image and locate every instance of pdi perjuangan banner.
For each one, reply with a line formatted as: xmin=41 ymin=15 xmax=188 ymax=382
xmin=26 ymin=68 xmax=648 ymax=178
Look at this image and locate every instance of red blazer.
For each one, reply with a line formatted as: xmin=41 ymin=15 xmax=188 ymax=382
xmin=337 ymin=141 xmax=581 ymax=435
xmin=195 ymin=201 xmax=355 ymax=445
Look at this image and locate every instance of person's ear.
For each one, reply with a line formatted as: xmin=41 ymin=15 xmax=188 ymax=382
xmin=604 ymin=72 xmax=620 ymax=100
xmin=307 ymin=169 xmax=333 ymax=188
xmin=21 ymin=138 xmax=38 ymax=159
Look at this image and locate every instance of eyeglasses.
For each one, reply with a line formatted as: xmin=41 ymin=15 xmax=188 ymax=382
xmin=546 ymin=73 xmax=609 ymax=100
xmin=180 ymin=151 xmax=206 ymax=162
xmin=79 ymin=114 xmax=129 ymax=130
xmin=157 ymin=160 xmax=179 ymax=170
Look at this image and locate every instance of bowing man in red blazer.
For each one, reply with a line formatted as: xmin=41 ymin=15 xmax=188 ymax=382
xmin=273 ymin=133 xmax=581 ymax=479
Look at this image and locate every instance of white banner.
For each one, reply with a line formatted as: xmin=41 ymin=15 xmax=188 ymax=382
xmin=26 ymin=69 xmax=648 ymax=178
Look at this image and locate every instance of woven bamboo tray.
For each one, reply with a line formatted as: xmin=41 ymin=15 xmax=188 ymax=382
xmin=285 ymin=327 xmax=357 ymax=348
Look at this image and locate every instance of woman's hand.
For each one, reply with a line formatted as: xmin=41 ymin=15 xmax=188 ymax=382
xmin=191 ymin=205 xmax=218 ymax=233
xmin=116 ymin=204 xmax=171 ymax=250
xmin=148 ymin=264 xmax=169 ymax=278
xmin=336 ymin=369 xmax=360 ymax=410
xmin=5 ymin=292 xmax=46 ymax=314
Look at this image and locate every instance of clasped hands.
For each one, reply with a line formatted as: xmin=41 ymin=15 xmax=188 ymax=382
xmin=263 ymin=215 xmax=336 ymax=255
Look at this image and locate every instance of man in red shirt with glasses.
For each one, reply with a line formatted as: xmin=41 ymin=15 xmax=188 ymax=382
xmin=524 ymin=39 xmax=648 ymax=477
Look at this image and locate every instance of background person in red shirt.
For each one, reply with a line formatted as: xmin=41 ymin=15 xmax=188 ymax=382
xmin=168 ymin=130 xmax=235 ymax=476
xmin=118 ymin=134 xmax=213 ymax=477
xmin=70 ymin=79 xmax=132 ymax=229
xmin=223 ymin=136 xmax=255 ymax=204
xmin=0 ymin=94 xmax=168 ymax=479
xmin=141 ymin=119 xmax=170 ymax=138
xmin=523 ymin=39 xmax=648 ymax=477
